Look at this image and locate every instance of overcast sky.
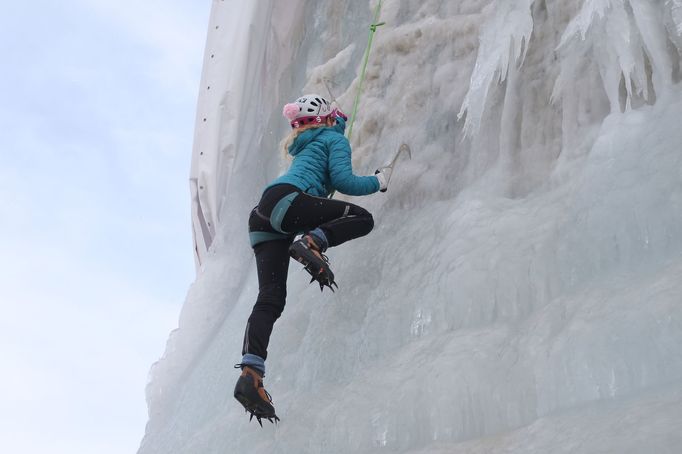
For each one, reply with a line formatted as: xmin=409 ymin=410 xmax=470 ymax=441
xmin=0 ymin=1 xmax=210 ymax=452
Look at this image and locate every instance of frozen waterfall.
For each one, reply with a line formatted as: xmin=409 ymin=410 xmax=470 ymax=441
xmin=139 ymin=1 xmax=682 ymax=452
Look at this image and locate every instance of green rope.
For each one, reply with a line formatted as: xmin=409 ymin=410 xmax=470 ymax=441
xmin=346 ymin=1 xmax=384 ymax=141
xmin=329 ymin=2 xmax=384 ymax=200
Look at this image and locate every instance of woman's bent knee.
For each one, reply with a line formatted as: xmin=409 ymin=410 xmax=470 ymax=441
xmin=254 ymin=284 xmax=286 ymax=317
xmin=364 ymin=212 xmax=374 ymax=234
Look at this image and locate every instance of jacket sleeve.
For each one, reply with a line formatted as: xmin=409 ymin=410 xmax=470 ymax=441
xmin=327 ymin=134 xmax=381 ymax=196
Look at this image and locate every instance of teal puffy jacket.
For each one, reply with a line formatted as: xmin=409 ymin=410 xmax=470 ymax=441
xmin=267 ymin=118 xmax=380 ymax=197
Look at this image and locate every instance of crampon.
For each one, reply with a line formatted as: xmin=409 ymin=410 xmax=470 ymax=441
xmin=289 ymin=236 xmax=338 ymax=292
xmin=233 ymin=365 xmax=280 ymax=427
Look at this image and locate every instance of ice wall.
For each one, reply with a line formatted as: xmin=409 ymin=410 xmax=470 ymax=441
xmin=140 ymin=1 xmax=682 ymax=452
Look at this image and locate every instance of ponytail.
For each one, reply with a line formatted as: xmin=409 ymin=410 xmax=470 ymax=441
xmin=279 ymin=123 xmax=328 ymax=159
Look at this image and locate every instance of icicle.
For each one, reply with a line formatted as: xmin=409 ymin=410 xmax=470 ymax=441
xmin=458 ymin=0 xmax=536 ymax=138
xmin=629 ymin=0 xmax=674 ymax=93
xmin=554 ymin=0 xmax=677 ymax=113
xmin=668 ymin=0 xmax=682 ymax=35
xmin=557 ymin=0 xmax=613 ymax=46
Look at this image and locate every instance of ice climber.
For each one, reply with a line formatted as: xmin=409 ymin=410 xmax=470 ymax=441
xmin=233 ymin=94 xmax=388 ymax=425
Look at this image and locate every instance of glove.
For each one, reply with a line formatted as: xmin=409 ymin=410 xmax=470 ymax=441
xmin=374 ymin=168 xmax=389 ymax=192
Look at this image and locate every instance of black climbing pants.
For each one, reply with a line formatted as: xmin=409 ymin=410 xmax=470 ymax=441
xmin=242 ymin=184 xmax=374 ymax=360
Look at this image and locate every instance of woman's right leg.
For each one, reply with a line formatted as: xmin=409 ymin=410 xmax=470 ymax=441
xmin=281 ymin=192 xmax=374 ymax=248
xmin=282 ymin=193 xmax=374 ymax=290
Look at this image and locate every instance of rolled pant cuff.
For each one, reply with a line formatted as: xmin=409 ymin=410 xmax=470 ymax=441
xmin=241 ymin=353 xmax=266 ymax=377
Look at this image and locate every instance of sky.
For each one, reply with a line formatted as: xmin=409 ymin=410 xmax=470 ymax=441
xmin=0 ymin=0 xmax=211 ymax=452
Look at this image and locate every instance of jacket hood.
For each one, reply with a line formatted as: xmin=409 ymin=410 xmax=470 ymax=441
xmin=288 ymin=126 xmax=326 ymax=156
xmin=288 ymin=118 xmax=347 ymax=156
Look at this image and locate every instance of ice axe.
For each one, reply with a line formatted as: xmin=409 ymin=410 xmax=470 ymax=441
xmin=376 ymin=143 xmax=411 ymax=187
xmin=322 ymin=77 xmax=338 ymax=105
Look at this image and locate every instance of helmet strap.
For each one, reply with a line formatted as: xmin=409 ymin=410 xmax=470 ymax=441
xmin=291 ymin=115 xmax=330 ymax=129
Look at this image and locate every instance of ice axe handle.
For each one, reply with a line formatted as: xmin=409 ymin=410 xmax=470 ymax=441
xmin=377 ymin=143 xmax=411 ymax=189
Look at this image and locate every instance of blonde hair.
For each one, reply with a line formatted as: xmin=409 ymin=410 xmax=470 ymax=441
xmin=279 ymin=121 xmax=333 ymax=159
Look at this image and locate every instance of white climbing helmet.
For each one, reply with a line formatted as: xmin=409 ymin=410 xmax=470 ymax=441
xmin=282 ymin=94 xmax=333 ymax=128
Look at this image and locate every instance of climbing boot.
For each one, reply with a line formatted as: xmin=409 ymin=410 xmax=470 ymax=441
xmin=233 ymin=365 xmax=279 ymax=426
xmin=289 ymin=234 xmax=337 ymax=291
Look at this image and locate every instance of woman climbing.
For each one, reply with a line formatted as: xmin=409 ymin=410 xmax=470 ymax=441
xmin=233 ymin=94 xmax=388 ymax=425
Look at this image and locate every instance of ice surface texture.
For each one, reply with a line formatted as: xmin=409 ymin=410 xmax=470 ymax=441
xmin=140 ymin=1 xmax=682 ymax=453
